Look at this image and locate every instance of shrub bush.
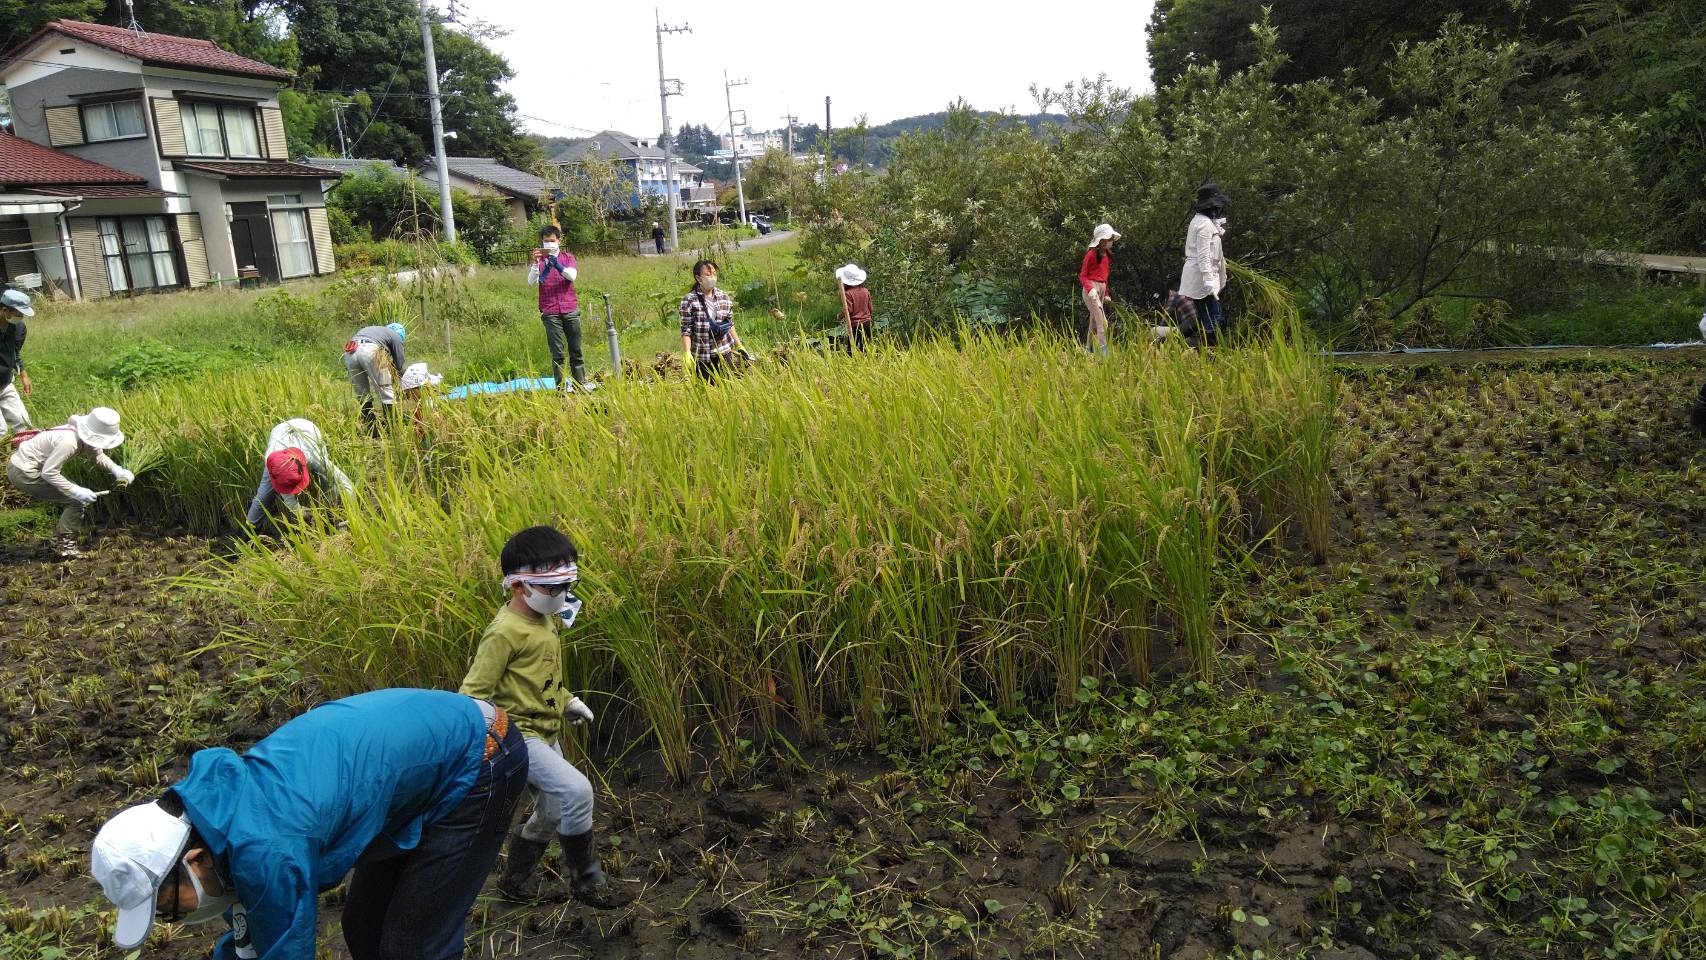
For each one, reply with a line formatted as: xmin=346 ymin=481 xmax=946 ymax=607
xmin=103 ymin=340 xmax=206 ymax=388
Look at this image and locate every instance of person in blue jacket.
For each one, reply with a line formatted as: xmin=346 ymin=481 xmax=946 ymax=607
xmin=88 ymin=688 xmax=528 ymax=959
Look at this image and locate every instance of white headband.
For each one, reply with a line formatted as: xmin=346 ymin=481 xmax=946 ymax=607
xmin=502 ymin=561 xmax=578 ymax=591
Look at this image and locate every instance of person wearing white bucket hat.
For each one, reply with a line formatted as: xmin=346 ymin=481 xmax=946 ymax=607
xmin=835 ymin=263 xmax=874 ymax=351
xmin=0 ymin=289 xmax=34 ymax=436
xmin=1079 ymin=224 xmax=1120 ymax=356
xmin=6 ymin=406 xmax=131 ymax=558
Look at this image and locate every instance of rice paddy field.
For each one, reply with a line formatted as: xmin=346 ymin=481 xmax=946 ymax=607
xmin=2 ymin=243 xmax=1704 ymax=959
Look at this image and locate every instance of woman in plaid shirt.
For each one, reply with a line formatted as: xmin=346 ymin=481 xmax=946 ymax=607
xmin=679 ymin=259 xmax=747 ymax=382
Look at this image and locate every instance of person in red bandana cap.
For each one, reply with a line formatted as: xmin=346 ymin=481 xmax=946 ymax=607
xmin=245 ymin=419 xmax=354 ymax=532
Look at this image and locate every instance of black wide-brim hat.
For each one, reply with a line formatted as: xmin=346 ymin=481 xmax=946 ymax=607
xmin=1193 ymin=180 xmax=1230 ymax=213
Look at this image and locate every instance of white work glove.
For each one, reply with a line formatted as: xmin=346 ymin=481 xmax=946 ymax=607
xmin=1204 ymin=280 xmax=1221 ymax=298
xmin=112 ymin=467 xmax=135 ymax=487
xmin=564 ymin=696 xmax=595 ymax=725
xmin=69 ymin=486 xmax=100 ymax=506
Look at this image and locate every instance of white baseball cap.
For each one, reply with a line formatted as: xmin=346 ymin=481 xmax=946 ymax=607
xmin=90 ymin=801 xmax=192 ymax=950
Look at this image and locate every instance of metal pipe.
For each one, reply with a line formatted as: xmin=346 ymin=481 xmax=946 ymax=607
xmin=603 ymin=292 xmax=621 ymax=377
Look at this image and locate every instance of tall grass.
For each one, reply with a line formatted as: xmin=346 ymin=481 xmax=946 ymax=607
xmin=192 ymin=318 xmax=1336 ymax=780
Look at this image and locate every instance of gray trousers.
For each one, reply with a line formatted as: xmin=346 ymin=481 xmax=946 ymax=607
xmin=345 ymin=342 xmax=397 ymax=405
xmin=6 ymin=464 xmax=83 ymax=540
xmin=541 ymin=311 xmax=584 ymax=386
xmin=517 ymin=736 xmax=595 ymax=840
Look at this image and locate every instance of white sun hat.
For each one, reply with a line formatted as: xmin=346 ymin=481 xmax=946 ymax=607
xmin=71 ymin=407 xmax=125 ymax=450
xmin=835 ymin=263 xmax=867 ymax=287
xmin=1087 ymin=223 xmax=1121 ymax=248
xmin=400 ymin=362 xmax=443 ymax=391
xmin=90 ymin=801 xmax=193 ymax=950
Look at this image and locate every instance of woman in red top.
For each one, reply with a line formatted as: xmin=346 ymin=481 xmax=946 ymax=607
xmin=1079 ymin=223 xmax=1120 ymax=356
xmin=836 ymin=263 xmax=873 ymax=351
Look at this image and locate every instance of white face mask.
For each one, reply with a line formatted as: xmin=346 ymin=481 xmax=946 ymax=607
xmin=1214 ymin=217 xmax=1227 ymax=229
xmin=179 ymin=856 xmax=237 ymax=925
xmin=542 ymin=241 xmax=560 ymax=254
xmin=522 ymin=583 xmax=571 ymax=616
xmin=697 ymin=274 xmax=716 ymax=291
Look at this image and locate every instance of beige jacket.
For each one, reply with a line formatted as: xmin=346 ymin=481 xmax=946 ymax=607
xmin=1178 ymin=213 xmax=1227 ymax=300
xmin=8 ymin=427 xmax=121 ymax=498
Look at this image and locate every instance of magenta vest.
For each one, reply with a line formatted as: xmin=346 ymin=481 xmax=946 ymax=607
xmin=537 ymin=252 xmax=578 ymax=314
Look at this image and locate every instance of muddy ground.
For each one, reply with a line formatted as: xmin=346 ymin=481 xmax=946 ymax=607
xmin=3 ymin=357 xmax=1704 ymax=959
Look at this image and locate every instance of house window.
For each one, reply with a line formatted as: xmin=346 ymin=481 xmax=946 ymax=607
xmin=82 ymin=100 xmax=145 ymax=141
xmin=98 ymin=216 xmax=180 ymax=292
xmin=181 ymin=101 xmax=260 ymax=158
xmin=270 ymin=208 xmax=313 ymax=278
xmin=223 ymin=104 xmax=260 ymax=157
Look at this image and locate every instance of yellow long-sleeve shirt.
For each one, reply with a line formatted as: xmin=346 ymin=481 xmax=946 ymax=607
xmin=458 ymin=605 xmax=564 ymax=742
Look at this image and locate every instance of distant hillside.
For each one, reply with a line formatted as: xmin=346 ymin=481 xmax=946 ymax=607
xmin=835 ymin=110 xmax=1068 ymax=168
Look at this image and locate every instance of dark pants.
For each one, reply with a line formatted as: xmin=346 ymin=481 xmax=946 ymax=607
xmin=654 ymin=236 xmax=665 ymax=254
xmin=1191 ymin=296 xmax=1222 ymax=347
xmin=695 ymin=353 xmax=732 ymax=384
xmin=542 ymin=311 xmax=584 ymax=386
xmin=850 ymin=324 xmax=870 ymax=352
xmin=342 ymin=719 xmax=528 ymax=960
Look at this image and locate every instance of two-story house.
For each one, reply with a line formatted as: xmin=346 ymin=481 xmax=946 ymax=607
xmin=0 ymin=20 xmax=340 ymax=299
xmin=551 ymin=130 xmax=715 ymax=214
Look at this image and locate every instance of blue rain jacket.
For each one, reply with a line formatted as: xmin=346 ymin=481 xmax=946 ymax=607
xmin=170 ymin=688 xmax=487 ymax=960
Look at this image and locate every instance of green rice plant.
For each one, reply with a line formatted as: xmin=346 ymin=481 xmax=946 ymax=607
xmin=192 ymin=297 xmax=1333 ymax=777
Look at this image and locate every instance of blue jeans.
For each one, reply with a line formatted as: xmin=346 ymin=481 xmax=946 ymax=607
xmin=341 ymin=710 xmax=528 ymax=960
xmin=1192 ymin=296 xmax=1222 ymax=346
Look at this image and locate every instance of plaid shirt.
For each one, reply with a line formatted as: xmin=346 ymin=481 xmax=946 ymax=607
xmin=679 ymin=288 xmax=737 ymax=362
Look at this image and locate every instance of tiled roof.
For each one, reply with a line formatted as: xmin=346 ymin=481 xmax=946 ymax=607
xmin=176 ymin=159 xmax=343 ymax=178
xmin=0 ymin=131 xmax=146 ymax=186
xmin=420 ymin=157 xmax=548 ymax=201
xmin=17 ymin=20 xmax=294 ymax=81
xmin=551 ymin=131 xmax=702 ymax=174
xmin=29 ymin=185 xmax=181 ymax=197
xmin=304 ymin=156 xmax=408 ymax=178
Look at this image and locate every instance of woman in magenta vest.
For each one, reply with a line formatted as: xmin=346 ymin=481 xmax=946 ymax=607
xmin=530 ymin=226 xmax=583 ymax=387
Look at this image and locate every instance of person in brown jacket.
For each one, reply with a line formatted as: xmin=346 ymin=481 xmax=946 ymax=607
xmin=836 ymin=263 xmax=874 ymax=352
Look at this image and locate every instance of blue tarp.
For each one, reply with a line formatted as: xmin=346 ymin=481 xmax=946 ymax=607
xmin=440 ymin=377 xmax=562 ymax=401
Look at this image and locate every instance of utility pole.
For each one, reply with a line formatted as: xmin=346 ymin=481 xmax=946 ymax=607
xmin=330 ymin=100 xmax=350 ymax=158
xmin=783 ymin=112 xmax=796 ymax=155
xmin=655 ymin=9 xmax=690 ymax=252
xmin=418 ymin=0 xmax=456 ymax=242
xmin=724 ymin=72 xmax=748 ymax=226
xmin=824 ymin=96 xmax=832 ymax=181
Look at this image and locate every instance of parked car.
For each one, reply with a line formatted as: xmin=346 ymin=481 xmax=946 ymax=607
xmin=750 ymin=215 xmax=773 ymax=236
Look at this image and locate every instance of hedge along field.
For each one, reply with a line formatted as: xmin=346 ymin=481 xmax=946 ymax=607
xmin=200 ymin=318 xmax=1335 ymax=783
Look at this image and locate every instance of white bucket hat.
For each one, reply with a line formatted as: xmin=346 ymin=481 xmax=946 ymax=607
xmin=400 ymin=362 xmax=443 ymax=392
xmin=91 ymin=801 xmax=193 ymax=950
xmin=1087 ymin=223 xmax=1121 ymax=248
xmin=1 ymin=288 xmax=34 ymax=318
xmin=71 ymin=407 xmax=125 ymax=449
xmin=835 ymin=263 xmax=867 ymax=287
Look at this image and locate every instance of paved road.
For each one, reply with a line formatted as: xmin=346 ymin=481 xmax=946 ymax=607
xmin=637 ymin=229 xmax=794 ymax=257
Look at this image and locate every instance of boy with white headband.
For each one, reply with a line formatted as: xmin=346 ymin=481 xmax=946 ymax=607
xmin=459 ymin=525 xmax=624 ymax=907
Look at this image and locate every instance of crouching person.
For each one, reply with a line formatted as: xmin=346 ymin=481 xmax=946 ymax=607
xmin=6 ymin=406 xmax=131 ymax=558
xmin=460 ymin=525 xmax=625 ymax=908
xmin=89 ymin=688 xmax=528 ymax=959
xmin=245 ymin=418 xmax=355 ymax=533
xmin=343 ymin=321 xmax=407 ymax=434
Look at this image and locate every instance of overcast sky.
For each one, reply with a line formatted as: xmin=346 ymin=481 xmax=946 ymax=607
xmin=463 ymin=0 xmax=1158 ymax=146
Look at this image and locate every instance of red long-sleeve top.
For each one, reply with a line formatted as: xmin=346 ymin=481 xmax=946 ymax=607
xmin=1079 ymin=249 xmax=1110 ymax=291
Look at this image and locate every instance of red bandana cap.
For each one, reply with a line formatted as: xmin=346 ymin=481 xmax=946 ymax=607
xmin=265 ymin=447 xmax=311 ymax=496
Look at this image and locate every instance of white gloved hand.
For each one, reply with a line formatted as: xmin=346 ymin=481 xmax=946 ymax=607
xmin=1204 ymin=281 xmax=1220 ymax=298
xmin=564 ymin=695 xmax=595 ymax=725
xmin=70 ymin=486 xmax=100 ymax=505
xmin=113 ymin=468 xmax=135 ymax=487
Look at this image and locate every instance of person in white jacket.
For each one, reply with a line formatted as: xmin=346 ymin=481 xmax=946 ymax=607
xmin=6 ymin=406 xmax=131 ymax=558
xmin=245 ymin=418 xmax=355 ymax=531
xmin=1178 ymin=182 xmax=1230 ymax=347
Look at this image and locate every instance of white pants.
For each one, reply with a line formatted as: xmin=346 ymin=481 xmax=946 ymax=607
xmin=344 ymin=342 xmax=396 ymax=405
xmin=517 ymin=736 xmax=595 ymax=840
xmin=0 ymin=383 xmax=29 ymax=434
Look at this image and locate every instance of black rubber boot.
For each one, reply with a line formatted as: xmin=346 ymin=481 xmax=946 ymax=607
xmin=359 ymin=398 xmax=378 ymax=437
xmin=496 ymin=835 xmax=551 ymax=902
xmin=569 ymin=362 xmax=586 ymax=388
xmin=560 ymin=831 xmax=627 ymax=909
